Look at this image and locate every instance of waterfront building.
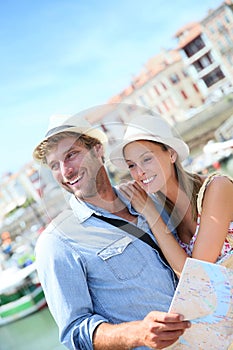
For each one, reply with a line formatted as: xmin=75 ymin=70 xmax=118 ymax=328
xmin=176 ymin=1 xmax=233 ymax=104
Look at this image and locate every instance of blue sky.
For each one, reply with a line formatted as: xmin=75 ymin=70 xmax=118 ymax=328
xmin=0 ymin=0 xmax=222 ymax=176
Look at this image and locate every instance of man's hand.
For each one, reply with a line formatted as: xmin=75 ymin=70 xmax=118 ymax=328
xmin=137 ymin=311 xmax=190 ymax=349
xmin=93 ymin=311 xmax=191 ymax=349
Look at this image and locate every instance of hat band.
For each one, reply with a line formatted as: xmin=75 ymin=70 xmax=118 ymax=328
xmin=45 ymin=125 xmax=75 ymax=138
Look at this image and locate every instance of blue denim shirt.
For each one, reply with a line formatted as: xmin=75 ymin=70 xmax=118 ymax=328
xmin=35 ymin=188 xmax=178 ymax=350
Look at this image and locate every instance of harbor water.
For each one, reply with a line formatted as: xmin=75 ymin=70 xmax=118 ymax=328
xmin=0 ymin=307 xmax=65 ymax=350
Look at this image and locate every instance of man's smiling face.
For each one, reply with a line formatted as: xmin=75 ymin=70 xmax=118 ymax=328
xmin=46 ymin=136 xmax=103 ymax=200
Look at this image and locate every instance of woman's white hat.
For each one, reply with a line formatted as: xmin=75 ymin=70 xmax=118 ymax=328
xmin=109 ymin=113 xmax=189 ymax=169
xmin=33 ymin=113 xmax=108 ymax=162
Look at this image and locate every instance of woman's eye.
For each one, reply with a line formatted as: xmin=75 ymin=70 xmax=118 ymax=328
xmin=128 ymin=163 xmax=135 ymax=169
xmin=143 ymin=157 xmax=152 ymax=163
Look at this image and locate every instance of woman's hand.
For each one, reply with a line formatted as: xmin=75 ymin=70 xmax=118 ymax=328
xmin=119 ymin=181 xmax=188 ymax=277
xmin=119 ymin=181 xmax=157 ymax=217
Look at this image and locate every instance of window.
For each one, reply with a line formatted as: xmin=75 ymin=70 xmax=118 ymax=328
xmin=193 ymin=83 xmax=199 ymax=93
xmin=217 ymin=21 xmax=226 ymax=33
xmin=161 ymin=82 xmax=167 ymax=90
xmin=170 ymin=73 xmax=180 ymax=84
xmin=139 ymin=95 xmax=147 ymax=106
xmin=183 ymin=36 xmax=205 ymax=57
xmin=218 ymin=40 xmax=224 ymax=51
xmin=200 ymin=53 xmax=213 ymax=67
xmin=153 ymin=85 xmax=160 ymax=96
xmin=126 ymin=104 xmax=137 ymax=114
xmin=225 ymin=15 xmax=230 ymax=24
xmin=180 ymin=90 xmax=188 ymax=99
xmin=30 ymin=171 xmax=39 ymax=182
xmin=154 ymin=105 xmax=162 ymax=114
xmin=209 ymin=27 xmax=215 ymax=34
xmin=224 ymin=33 xmax=232 ymax=46
xmin=227 ymin=54 xmax=233 ymax=65
xmin=202 ymin=67 xmax=225 ymax=87
xmin=167 ymin=96 xmax=175 ymax=107
xmin=193 ymin=52 xmax=213 ymax=72
xmin=162 ymin=100 xmax=170 ymax=112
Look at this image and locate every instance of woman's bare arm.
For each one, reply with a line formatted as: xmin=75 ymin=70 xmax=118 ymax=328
xmin=119 ymin=177 xmax=233 ymax=277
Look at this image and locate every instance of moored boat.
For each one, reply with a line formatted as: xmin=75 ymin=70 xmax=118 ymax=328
xmin=0 ymin=262 xmax=46 ymax=326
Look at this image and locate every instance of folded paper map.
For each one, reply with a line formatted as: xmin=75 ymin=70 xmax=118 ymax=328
xmin=168 ymin=258 xmax=233 ymax=349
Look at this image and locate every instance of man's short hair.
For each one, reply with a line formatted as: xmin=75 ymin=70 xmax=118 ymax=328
xmin=35 ymin=131 xmax=102 ymax=164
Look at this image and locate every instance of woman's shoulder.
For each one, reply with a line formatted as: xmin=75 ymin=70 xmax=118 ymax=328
xmin=200 ymin=172 xmax=233 ymax=187
xmin=197 ymin=172 xmax=233 ymax=214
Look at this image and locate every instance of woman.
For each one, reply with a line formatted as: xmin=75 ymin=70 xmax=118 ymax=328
xmin=110 ymin=113 xmax=233 ymax=277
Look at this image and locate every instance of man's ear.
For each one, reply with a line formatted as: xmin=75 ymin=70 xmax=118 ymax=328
xmin=94 ymin=144 xmax=104 ymax=158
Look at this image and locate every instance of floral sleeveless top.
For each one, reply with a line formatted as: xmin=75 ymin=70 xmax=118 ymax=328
xmin=178 ymin=173 xmax=233 ymax=263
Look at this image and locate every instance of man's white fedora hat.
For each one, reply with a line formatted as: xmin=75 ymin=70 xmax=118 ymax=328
xmin=33 ymin=113 xmax=108 ymax=162
xmin=109 ymin=113 xmax=189 ymax=169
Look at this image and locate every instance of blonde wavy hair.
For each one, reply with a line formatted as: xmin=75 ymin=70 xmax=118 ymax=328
xmin=35 ymin=131 xmax=103 ymax=164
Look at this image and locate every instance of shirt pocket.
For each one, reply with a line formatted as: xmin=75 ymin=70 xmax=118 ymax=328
xmin=97 ymin=236 xmax=145 ymax=281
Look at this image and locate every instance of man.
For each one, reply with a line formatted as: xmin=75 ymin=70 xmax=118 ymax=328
xmin=33 ymin=112 xmax=190 ymax=350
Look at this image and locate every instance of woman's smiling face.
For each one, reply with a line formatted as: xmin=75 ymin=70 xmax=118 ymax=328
xmin=123 ymin=140 xmax=177 ymax=194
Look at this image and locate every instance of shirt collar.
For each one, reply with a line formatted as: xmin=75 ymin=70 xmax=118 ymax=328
xmin=69 ymin=187 xmax=136 ymax=224
xmin=69 ymin=195 xmax=94 ymax=223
